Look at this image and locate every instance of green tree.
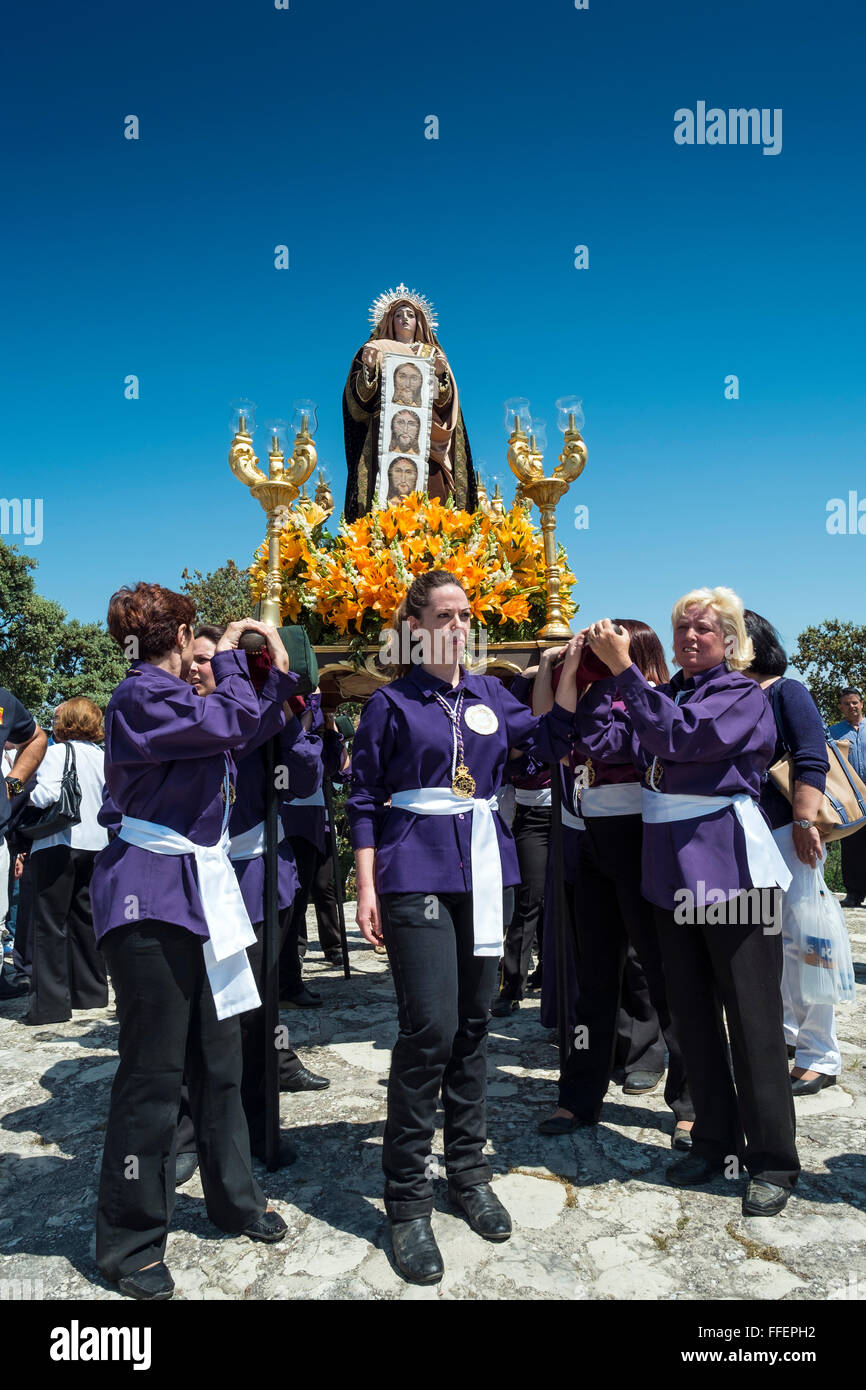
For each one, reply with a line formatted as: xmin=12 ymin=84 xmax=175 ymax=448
xmin=180 ymin=560 xmax=255 ymax=627
xmin=47 ymin=619 xmax=127 ymax=717
xmin=793 ymin=619 xmax=866 ymax=725
xmin=0 ymin=542 xmax=65 ymax=713
xmin=0 ymin=540 xmax=126 ymax=723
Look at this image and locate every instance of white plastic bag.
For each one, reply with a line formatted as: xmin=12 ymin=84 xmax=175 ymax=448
xmin=788 ymin=863 xmax=856 ymax=1005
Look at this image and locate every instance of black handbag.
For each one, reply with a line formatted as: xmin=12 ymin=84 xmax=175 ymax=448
xmin=19 ymin=742 xmax=83 ymax=841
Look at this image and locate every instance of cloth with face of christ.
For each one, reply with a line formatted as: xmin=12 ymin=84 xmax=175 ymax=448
xmin=342 ymin=328 xmax=477 ymax=521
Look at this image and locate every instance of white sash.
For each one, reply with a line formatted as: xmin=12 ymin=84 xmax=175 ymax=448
xmin=118 ymin=814 xmax=261 ymax=1020
xmin=580 ymin=782 xmax=643 ymax=818
xmin=287 ymin=789 xmax=326 ymax=808
xmin=561 ymin=805 xmax=585 ymax=832
xmin=515 ymin=787 xmax=552 ymax=808
xmin=641 ymin=789 xmax=793 ymax=892
xmin=390 ymin=788 xmax=503 ymax=957
xmin=228 ymin=818 xmax=286 ymax=861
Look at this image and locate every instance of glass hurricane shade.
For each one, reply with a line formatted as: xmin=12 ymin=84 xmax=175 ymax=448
xmin=292 ymin=400 xmax=319 ymax=436
xmin=555 ymin=396 xmax=585 ymax=433
xmin=503 ymin=397 xmax=531 ymax=436
xmin=229 ymin=398 xmax=257 ymax=436
xmin=261 ymin=419 xmax=291 ymax=457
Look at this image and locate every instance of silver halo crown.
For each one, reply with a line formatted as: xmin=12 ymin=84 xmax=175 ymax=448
xmin=369 ymin=282 xmax=438 ymax=333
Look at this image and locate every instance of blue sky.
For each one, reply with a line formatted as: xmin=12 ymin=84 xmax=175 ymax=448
xmin=3 ymin=0 xmax=864 ymax=666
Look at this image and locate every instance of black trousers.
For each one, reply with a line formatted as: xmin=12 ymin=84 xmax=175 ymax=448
xmin=278 ymin=837 xmax=318 ymax=993
xmin=558 ymin=816 xmax=693 ymax=1123
xmin=380 ymin=888 xmax=513 ymax=1220
xmin=28 ymin=846 xmax=107 ymax=1023
xmin=616 ymin=948 xmax=667 ymax=1076
xmin=176 ymin=907 xmax=303 ymax=1156
xmin=500 ymin=805 xmax=550 ymax=999
xmin=654 ymin=905 xmax=799 ymax=1188
xmin=96 ymin=920 xmax=266 ymax=1281
xmin=310 ymin=832 xmax=341 ymax=955
xmin=840 ymin=824 xmax=866 ymax=902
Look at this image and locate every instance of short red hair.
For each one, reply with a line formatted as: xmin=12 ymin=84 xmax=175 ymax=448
xmin=53 ymin=698 xmax=105 ymax=744
xmin=107 ymin=582 xmax=195 ymax=661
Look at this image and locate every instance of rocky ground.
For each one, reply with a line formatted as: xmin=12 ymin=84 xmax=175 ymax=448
xmin=1 ymin=905 xmax=865 ymax=1303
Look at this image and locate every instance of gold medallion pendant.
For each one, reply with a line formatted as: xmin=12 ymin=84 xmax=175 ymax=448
xmin=452 ymin=764 xmax=477 ymax=798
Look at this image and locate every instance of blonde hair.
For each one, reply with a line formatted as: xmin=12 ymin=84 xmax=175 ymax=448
xmin=670 ymin=587 xmax=754 ymax=672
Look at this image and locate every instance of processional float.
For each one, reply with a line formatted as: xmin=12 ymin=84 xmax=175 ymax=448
xmin=227 ymin=287 xmax=591 ymax=1155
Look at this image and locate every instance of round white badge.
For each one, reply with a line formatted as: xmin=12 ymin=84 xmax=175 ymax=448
xmin=465 ymin=703 xmax=499 ymax=735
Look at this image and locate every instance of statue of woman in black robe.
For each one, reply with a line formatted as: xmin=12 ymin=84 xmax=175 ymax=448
xmin=342 ymin=284 xmax=477 ymax=522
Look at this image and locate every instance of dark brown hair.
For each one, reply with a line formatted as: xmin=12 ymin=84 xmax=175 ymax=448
xmin=107 ymin=582 xmax=195 ymax=661
xmin=195 ymin=624 xmax=226 ymax=645
xmin=385 ymin=570 xmax=468 ymax=679
xmin=52 ymin=697 xmax=104 ymax=744
xmin=615 ymin=619 xmax=670 ymax=685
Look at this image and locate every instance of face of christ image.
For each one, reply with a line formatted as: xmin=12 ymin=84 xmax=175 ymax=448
xmin=389 ymin=409 xmax=421 ymax=455
xmin=387 ymin=456 xmax=418 ymax=502
xmin=392 ymin=362 xmax=423 ymax=406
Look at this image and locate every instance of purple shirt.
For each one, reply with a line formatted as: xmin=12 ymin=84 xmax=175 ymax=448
xmin=231 ymin=696 xmax=323 ymax=921
xmin=347 ymin=665 xmax=575 ymax=895
xmin=576 ymin=662 xmax=779 ymax=909
xmin=91 ymin=651 xmax=293 ymax=943
xmin=573 ymin=687 xmax=643 ymax=790
xmin=279 ymin=693 xmax=343 ymax=850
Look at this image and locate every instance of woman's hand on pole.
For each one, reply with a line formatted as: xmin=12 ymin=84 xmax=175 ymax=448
xmin=548 ymin=632 xmax=587 ymax=712
xmin=586 ymin=618 xmax=632 ymax=675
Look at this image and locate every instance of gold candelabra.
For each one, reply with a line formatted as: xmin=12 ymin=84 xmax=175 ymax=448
xmin=506 ymin=412 xmax=587 ymax=639
xmin=228 ymin=412 xmax=317 ymax=624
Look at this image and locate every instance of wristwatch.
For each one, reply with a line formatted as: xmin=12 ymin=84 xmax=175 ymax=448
xmin=5 ymin=776 xmax=24 ymax=796
xmin=794 ymin=819 xmax=815 ymax=829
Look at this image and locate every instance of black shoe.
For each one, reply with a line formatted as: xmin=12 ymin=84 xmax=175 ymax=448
xmin=526 ymin=968 xmax=543 ymax=991
xmin=665 ymin=1153 xmax=725 ymax=1187
xmin=0 ymin=975 xmax=29 ymax=1000
xmin=324 ymin=951 xmax=343 ymax=966
xmin=671 ymin=1126 xmax=693 ymax=1151
xmin=243 ymin=1209 xmax=288 ymax=1243
xmin=538 ymin=1112 xmax=595 ymax=1135
xmin=250 ymin=1137 xmax=298 ymax=1167
xmin=280 ymin=1065 xmax=330 ymax=1092
xmin=175 ymin=1152 xmax=199 ymax=1186
xmin=117 ymin=1262 xmax=174 ymax=1301
xmin=280 ymin=987 xmax=323 ymax=1009
xmin=490 ymin=996 xmax=519 ymax=1018
xmin=841 ymin=895 xmax=863 ymax=908
xmin=623 ymin=1070 xmax=664 ymax=1095
xmin=390 ymin=1217 xmax=444 ymax=1284
xmin=449 ymin=1183 xmax=512 ymax=1241
xmin=791 ymin=1072 xmax=837 ymax=1097
xmin=786 ymin=1044 xmax=796 ymax=1060
xmin=22 ymin=1011 xmax=70 ymax=1026
xmin=742 ymin=1180 xmax=789 ymax=1217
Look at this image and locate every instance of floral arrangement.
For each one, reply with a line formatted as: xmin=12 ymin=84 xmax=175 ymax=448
xmin=248 ymin=493 xmax=577 ymax=647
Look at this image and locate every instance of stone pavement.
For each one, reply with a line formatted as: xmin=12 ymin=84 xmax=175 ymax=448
xmin=1 ymin=905 xmax=865 ymax=1302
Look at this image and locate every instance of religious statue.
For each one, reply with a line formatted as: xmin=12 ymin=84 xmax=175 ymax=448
xmin=342 ymin=283 xmax=477 ymax=521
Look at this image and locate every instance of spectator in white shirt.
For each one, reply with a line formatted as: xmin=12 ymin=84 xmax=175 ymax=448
xmin=24 ymin=698 xmax=109 ymax=1026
